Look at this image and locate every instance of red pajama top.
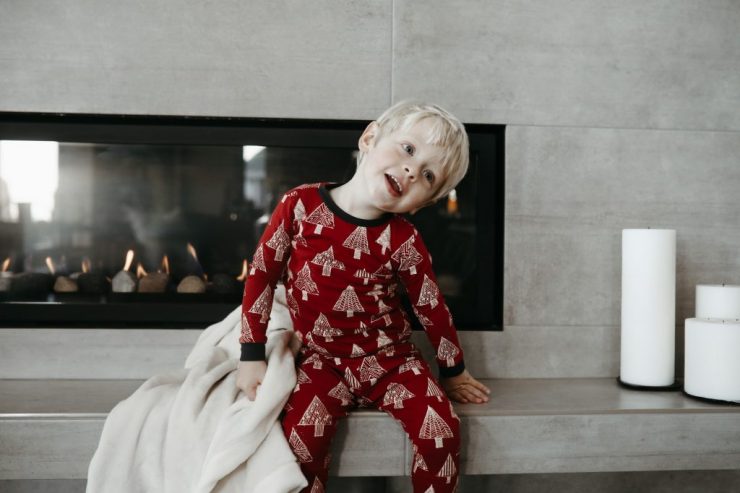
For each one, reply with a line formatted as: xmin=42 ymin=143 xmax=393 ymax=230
xmin=240 ymin=182 xmax=465 ymax=377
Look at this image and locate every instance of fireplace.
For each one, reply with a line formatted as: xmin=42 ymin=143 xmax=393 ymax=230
xmin=0 ymin=112 xmax=504 ymax=329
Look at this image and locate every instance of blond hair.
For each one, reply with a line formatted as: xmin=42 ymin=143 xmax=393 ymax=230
xmin=357 ymin=100 xmax=470 ymax=202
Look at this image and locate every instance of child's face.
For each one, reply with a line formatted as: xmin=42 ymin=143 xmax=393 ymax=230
xmin=358 ymin=119 xmax=445 ymax=215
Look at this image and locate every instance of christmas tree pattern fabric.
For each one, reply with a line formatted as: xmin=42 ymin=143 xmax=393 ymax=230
xmin=240 ymin=182 xmax=465 ymax=379
xmin=282 ymin=347 xmax=461 ymax=493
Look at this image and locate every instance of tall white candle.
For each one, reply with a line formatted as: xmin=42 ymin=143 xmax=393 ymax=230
xmin=696 ymin=284 xmax=740 ymax=319
xmin=684 ymin=318 xmax=740 ymax=402
xmin=620 ymin=229 xmax=676 ymax=386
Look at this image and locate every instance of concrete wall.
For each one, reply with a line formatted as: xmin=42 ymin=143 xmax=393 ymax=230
xmin=2 ymin=1 xmax=739 ymax=491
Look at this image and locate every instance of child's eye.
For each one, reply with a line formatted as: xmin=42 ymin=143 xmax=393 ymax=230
xmin=423 ymin=170 xmax=435 ymax=183
xmin=402 ymin=143 xmax=414 ymax=156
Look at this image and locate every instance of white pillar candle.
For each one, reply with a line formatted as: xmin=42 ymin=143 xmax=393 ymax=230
xmin=696 ymin=284 xmax=740 ymax=319
xmin=620 ymin=229 xmax=676 ymax=386
xmin=684 ymin=318 xmax=740 ymax=402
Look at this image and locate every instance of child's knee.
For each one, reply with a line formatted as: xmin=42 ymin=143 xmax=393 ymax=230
xmin=412 ymin=411 xmax=460 ymax=458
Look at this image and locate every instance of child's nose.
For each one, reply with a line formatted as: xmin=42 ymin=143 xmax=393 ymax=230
xmin=403 ymin=165 xmax=417 ymax=180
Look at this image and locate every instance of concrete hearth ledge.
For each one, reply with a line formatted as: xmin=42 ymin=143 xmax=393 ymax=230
xmin=0 ymin=378 xmax=738 ymax=480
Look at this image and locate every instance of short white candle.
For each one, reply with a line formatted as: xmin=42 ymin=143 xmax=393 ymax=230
xmin=620 ymin=229 xmax=676 ymax=386
xmin=696 ymin=284 xmax=740 ymax=319
xmin=684 ymin=318 xmax=740 ymax=402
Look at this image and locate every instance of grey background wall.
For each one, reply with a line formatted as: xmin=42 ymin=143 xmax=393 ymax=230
xmin=2 ymin=0 xmax=739 ymax=491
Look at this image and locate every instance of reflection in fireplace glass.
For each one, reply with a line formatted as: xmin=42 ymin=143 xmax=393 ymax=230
xmin=0 ymin=138 xmax=479 ymax=327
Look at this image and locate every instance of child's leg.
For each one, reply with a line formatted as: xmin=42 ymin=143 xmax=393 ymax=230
xmin=282 ymin=355 xmax=354 ymax=493
xmin=369 ymin=358 xmax=461 ymax=493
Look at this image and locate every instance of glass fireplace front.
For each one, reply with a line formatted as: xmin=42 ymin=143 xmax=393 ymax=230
xmin=0 ymin=113 xmax=504 ymax=329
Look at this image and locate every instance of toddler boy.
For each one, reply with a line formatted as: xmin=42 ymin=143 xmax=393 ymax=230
xmin=237 ymin=101 xmax=490 ymax=493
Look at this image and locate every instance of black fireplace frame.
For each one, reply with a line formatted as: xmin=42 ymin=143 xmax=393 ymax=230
xmin=0 ymin=112 xmax=505 ymax=329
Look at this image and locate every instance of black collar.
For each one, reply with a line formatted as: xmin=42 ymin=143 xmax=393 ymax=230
xmin=318 ymin=183 xmax=394 ymax=227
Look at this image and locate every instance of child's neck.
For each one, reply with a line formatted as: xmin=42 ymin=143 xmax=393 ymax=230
xmin=328 ymin=179 xmax=385 ymax=221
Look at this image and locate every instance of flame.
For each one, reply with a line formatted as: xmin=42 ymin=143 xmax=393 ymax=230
xmin=187 ymin=243 xmax=199 ymax=262
xmin=136 ymin=263 xmax=148 ymax=278
xmin=160 ymin=255 xmax=170 ymax=274
xmin=446 ymin=188 xmax=458 ymax=215
xmin=236 ymin=259 xmax=249 ymax=281
xmin=45 ymin=257 xmax=56 ymax=276
xmin=123 ymin=250 xmax=134 ymax=271
xmin=1 ymin=258 xmax=9 ymax=272
xmin=81 ymin=258 xmax=91 ymax=274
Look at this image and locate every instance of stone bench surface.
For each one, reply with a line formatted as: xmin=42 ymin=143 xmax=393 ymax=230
xmin=1 ymin=378 xmax=739 ymax=479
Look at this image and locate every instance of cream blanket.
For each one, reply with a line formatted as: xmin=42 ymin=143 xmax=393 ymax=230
xmin=86 ymin=285 xmax=307 ymax=493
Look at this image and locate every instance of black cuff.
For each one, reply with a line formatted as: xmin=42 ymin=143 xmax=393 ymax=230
xmin=438 ymin=360 xmax=465 ymax=378
xmin=240 ymin=343 xmax=266 ymax=361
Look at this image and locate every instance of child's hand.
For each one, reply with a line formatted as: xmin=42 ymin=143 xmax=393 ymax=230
xmin=236 ymin=360 xmax=267 ymax=401
xmin=440 ymin=369 xmax=491 ymax=404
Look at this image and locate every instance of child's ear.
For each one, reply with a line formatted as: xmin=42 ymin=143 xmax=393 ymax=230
xmin=358 ymin=121 xmax=378 ymax=152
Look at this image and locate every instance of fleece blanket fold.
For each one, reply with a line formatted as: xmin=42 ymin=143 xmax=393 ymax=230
xmin=86 ymin=284 xmax=307 ymax=493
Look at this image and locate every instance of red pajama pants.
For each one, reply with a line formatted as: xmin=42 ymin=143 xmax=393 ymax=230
xmin=281 ymin=346 xmax=460 ymax=493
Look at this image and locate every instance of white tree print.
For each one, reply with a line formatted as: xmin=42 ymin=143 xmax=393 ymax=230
xmin=351 ymin=343 xmax=365 ymax=357
xmin=313 ymin=313 xmax=342 ymax=341
xmin=400 ymin=318 xmax=412 ymax=339
xmin=309 ymin=477 xmax=324 ymax=493
xmin=371 ymin=312 xmax=392 ymax=327
xmin=379 ymin=344 xmax=395 ymax=357
xmin=343 ymin=226 xmax=369 ymax=259
xmin=294 ymin=262 xmax=319 ymax=300
xmin=391 ymin=236 xmax=423 ymax=275
xmin=417 ymin=274 xmax=440 ymax=309
xmin=437 ymin=453 xmax=456 ymax=484
xmin=248 ymin=285 xmax=273 ymax=323
xmin=359 ymin=355 xmax=385 ymax=384
xmin=289 ymin=428 xmax=312 ymax=463
xmin=399 ymin=359 xmax=424 ymax=375
xmin=240 ymin=313 xmax=254 ymax=343
xmin=265 ymin=222 xmax=290 ymax=261
xmin=328 ymin=381 xmax=353 ymax=406
xmin=334 ymin=285 xmax=363 ymax=317
xmin=344 ymin=366 xmax=361 ymax=390
xmin=250 ymin=244 xmax=267 ymax=275
xmin=426 ymin=378 xmax=445 ymax=402
xmin=304 ymin=203 xmax=334 ymax=234
xmin=354 ymin=268 xmax=372 ymax=285
xmin=293 ymin=198 xmax=306 ymax=222
xmin=295 ymin=368 xmax=312 ymax=391
xmin=303 ymin=352 xmax=323 ymax=369
xmin=423 ymin=486 xmax=435 ymax=493
xmin=413 ymin=451 xmax=428 ymax=473
xmin=311 ymin=246 xmax=345 ymax=276
xmin=376 ymin=328 xmax=392 ymax=348
xmin=383 ymin=382 xmax=415 ymax=409
xmin=366 ymin=283 xmax=384 ymax=301
xmin=413 ymin=306 xmax=434 ymax=327
xmin=372 ymin=261 xmax=393 ymax=280
xmin=298 ymin=396 xmax=333 ymax=437
xmin=375 ymin=224 xmax=391 ymax=254
xmin=437 ymin=337 xmax=460 ymax=366
xmin=286 ymin=287 xmax=300 ymax=317
xmin=353 ymin=321 xmax=369 ymax=337
xmin=419 ymin=405 xmax=453 ymax=448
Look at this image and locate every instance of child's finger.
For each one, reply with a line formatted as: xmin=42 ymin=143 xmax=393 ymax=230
xmin=458 ymin=383 xmax=489 ymax=402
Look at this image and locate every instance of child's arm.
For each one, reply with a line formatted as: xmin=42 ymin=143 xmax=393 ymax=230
xmin=394 ymin=225 xmax=490 ymax=404
xmin=240 ymin=191 xmax=297 ymax=363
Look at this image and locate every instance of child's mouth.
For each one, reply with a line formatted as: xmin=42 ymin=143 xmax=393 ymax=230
xmin=385 ymin=173 xmax=402 ymax=197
